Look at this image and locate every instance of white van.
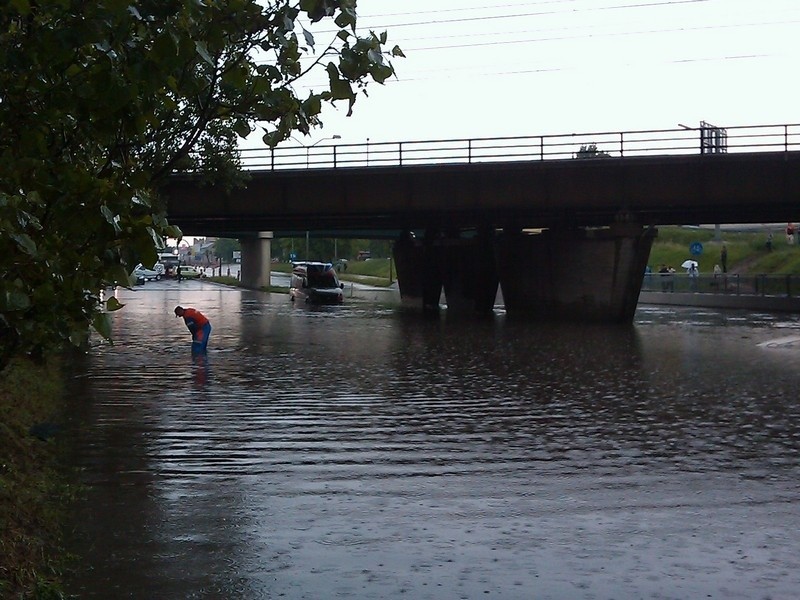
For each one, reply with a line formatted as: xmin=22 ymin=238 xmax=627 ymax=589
xmin=290 ymin=262 xmax=344 ymax=304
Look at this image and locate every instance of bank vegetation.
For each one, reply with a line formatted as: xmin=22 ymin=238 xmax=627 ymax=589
xmin=0 ymin=357 xmax=72 ymax=598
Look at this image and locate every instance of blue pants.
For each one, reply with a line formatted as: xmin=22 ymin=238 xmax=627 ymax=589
xmin=191 ymin=322 xmax=212 ymax=353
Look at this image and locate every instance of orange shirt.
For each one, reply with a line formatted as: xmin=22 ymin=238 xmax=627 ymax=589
xmin=182 ymin=308 xmax=209 ymax=327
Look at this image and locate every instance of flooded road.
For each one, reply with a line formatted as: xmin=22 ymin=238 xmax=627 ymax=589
xmin=63 ymin=279 xmax=800 ymax=599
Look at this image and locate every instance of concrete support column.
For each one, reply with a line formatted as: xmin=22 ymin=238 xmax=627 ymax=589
xmin=439 ymin=231 xmax=499 ymax=315
xmin=239 ymin=231 xmax=273 ymax=289
xmin=495 ymin=224 xmax=656 ymax=322
xmin=393 ymin=230 xmax=500 ymax=315
xmin=393 ymin=232 xmax=443 ymax=312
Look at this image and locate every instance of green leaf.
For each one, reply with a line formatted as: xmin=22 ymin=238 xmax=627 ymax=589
xmin=11 ymin=234 xmax=37 ymax=256
xmin=105 ymin=297 xmax=125 ymax=312
xmin=3 ymin=289 xmax=31 ymax=311
xmin=222 ymin=64 xmax=248 ymax=89
xmin=334 ymin=7 xmax=357 ymax=30
xmin=109 ymin=265 xmax=131 ymax=288
xmin=326 ymin=63 xmax=354 ymax=102
xmin=370 ymin=63 xmax=394 ymax=84
xmin=302 ymin=95 xmax=323 ymax=118
xmin=301 ymin=26 xmax=315 ymax=49
xmin=234 ymin=119 xmax=251 ymax=138
xmin=153 ymin=33 xmax=177 ymax=61
xmin=195 ymin=42 xmax=214 ymax=66
xmin=69 ymin=328 xmax=87 ymax=347
xmin=100 ymin=205 xmax=122 ymax=233
xmin=92 ymin=312 xmax=113 ymax=341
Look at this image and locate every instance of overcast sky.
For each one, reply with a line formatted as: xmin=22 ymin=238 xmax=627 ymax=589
xmin=273 ymin=0 xmax=800 ymax=146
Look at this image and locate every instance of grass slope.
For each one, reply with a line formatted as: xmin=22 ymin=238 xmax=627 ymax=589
xmin=0 ymin=358 xmax=72 ymax=598
xmin=649 ymin=226 xmax=800 ymax=275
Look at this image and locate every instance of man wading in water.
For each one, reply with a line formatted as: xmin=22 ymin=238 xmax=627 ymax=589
xmin=174 ymin=306 xmax=211 ymax=353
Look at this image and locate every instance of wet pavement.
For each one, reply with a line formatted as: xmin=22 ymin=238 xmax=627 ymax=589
xmin=63 ymin=279 xmax=800 ymax=599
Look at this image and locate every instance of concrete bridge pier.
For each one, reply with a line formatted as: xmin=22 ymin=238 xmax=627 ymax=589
xmin=392 ymin=232 xmax=444 ymax=312
xmin=393 ymin=230 xmax=500 ymax=315
xmin=439 ymin=231 xmax=499 ymax=315
xmin=239 ymin=231 xmax=273 ymax=289
xmin=495 ymin=224 xmax=656 ymax=322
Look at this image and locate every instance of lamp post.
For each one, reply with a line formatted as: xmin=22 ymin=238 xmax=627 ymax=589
xmin=305 ymin=134 xmax=341 ymax=167
xmin=679 ymin=123 xmax=721 ymax=240
xmin=287 ymin=135 xmax=341 ymax=259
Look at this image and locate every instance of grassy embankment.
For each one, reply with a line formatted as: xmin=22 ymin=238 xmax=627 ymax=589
xmin=648 ymin=226 xmax=800 ymax=275
xmin=1 ymin=357 xmax=73 ymax=599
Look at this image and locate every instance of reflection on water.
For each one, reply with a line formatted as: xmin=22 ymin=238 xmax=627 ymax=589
xmin=64 ymin=282 xmax=800 ymax=599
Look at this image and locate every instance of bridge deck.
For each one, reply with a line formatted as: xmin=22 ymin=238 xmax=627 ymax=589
xmin=164 ymin=151 xmax=800 ymax=237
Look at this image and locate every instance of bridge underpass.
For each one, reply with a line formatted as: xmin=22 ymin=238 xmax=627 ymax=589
xmin=162 ymin=124 xmax=800 ymax=322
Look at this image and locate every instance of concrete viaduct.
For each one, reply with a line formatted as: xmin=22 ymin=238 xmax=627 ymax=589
xmin=162 ymin=124 xmax=800 ymax=322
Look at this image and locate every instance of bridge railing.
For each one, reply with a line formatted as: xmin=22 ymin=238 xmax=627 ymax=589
xmin=641 ymin=273 xmax=800 ymax=298
xmin=238 ymin=123 xmax=800 ymax=170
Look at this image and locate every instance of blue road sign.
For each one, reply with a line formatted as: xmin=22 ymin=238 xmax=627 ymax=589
xmin=690 ymin=242 xmax=703 ymax=256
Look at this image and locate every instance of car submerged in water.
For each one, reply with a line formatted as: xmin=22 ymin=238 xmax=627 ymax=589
xmin=290 ymin=261 xmax=344 ymax=304
xmin=132 ymin=263 xmax=162 ymax=283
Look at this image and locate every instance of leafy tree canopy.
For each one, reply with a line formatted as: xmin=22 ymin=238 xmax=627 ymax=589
xmin=575 ymin=143 xmax=611 ymax=158
xmin=0 ymin=0 xmax=402 ymax=369
xmin=213 ymin=238 xmax=241 ymax=263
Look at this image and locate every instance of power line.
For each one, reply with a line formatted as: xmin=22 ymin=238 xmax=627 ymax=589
xmin=318 ymin=0 xmax=713 ymax=31
xmin=401 ymin=18 xmax=800 ymax=52
xmin=289 ymin=51 xmax=785 ymax=88
xmin=262 ymin=1 xmax=800 ymax=95
xmin=294 ymin=1 xmax=799 ymax=60
xmin=358 ymin=0 xmax=585 ymax=20
xmin=267 ymin=15 xmax=798 ymax=74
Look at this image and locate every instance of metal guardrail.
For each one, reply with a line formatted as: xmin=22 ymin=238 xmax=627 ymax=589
xmin=641 ymin=273 xmax=800 ymax=298
xmin=239 ymin=123 xmax=800 ymax=171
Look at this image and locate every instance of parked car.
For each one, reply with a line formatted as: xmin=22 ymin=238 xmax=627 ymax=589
xmin=177 ymin=265 xmax=206 ymax=279
xmin=290 ymin=261 xmax=344 ymax=304
xmin=132 ymin=263 xmax=162 ymax=281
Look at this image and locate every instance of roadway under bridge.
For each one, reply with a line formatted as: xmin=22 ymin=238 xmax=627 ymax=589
xmin=161 ymin=124 xmax=800 ymax=322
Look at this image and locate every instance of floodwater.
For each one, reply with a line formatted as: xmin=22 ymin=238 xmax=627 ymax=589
xmin=62 ymin=278 xmax=800 ymax=599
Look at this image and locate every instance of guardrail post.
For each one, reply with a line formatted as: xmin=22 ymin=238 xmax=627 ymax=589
xmin=270 ymin=147 xmax=275 ymax=171
xmin=619 ymin=132 xmax=624 ymax=157
xmin=540 ymin=136 xmax=544 ymax=161
xmin=333 ymin=146 xmax=338 ymax=169
xmin=399 ymin=142 xmax=403 ymax=166
xmin=785 ymin=125 xmax=789 ymax=153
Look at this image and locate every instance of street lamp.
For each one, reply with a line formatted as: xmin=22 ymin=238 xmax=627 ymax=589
xmin=287 ymin=134 xmax=341 ymax=259
xmin=305 ymin=134 xmax=341 ymax=167
xmin=679 ymin=123 xmax=722 ymax=239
